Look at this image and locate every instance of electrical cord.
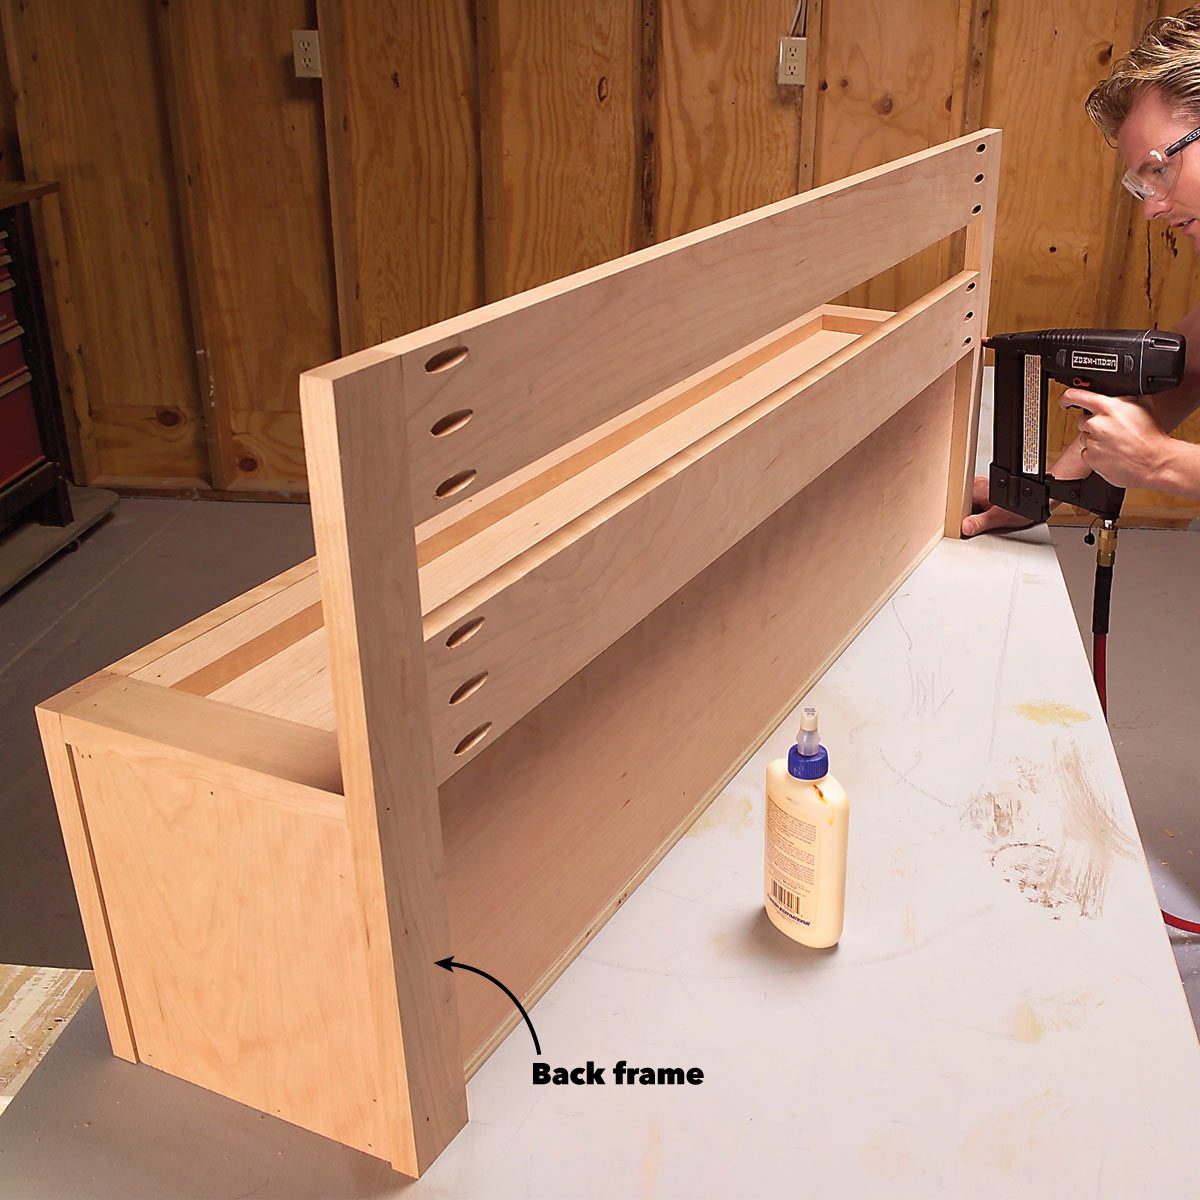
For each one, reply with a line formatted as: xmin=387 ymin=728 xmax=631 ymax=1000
xmin=1088 ymin=536 xmax=1200 ymax=935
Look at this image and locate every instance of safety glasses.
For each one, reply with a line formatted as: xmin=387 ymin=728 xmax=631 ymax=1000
xmin=1122 ymin=124 xmax=1200 ymax=201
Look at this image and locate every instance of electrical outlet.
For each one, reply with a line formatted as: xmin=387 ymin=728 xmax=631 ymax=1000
xmin=292 ymin=29 xmax=322 ymax=79
xmin=778 ymin=36 xmax=807 ymax=87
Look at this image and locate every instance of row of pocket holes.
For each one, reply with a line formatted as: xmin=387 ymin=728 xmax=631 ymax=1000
xmin=444 ymin=614 xmax=492 ymax=755
xmin=972 ymin=140 xmax=987 ymax=219
xmin=964 ymin=279 xmax=977 ymax=346
xmin=425 ymin=345 xmax=480 ymax=501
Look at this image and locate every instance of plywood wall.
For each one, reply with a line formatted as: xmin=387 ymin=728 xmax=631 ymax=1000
xmin=2 ymin=0 xmax=1197 ymax=523
xmin=159 ymin=0 xmax=338 ymax=493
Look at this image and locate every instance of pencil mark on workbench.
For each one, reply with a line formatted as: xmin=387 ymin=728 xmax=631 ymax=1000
xmin=879 ymin=750 xmax=955 ymax=808
xmin=890 ymin=597 xmax=913 ymax=652
xmin=987 ymin=566 xmax=1022 ymax=762
xmin=1011 ymin=700 xmax=1091 ymax=727
xmin=907 ymin=661 xmax=954 ymax=719
xmin=588 ymin=907 xmax=993 ymax=981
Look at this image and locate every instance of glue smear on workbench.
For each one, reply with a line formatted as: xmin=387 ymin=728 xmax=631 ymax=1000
xmin=963 ymin=739 xmax=1137 ymax=918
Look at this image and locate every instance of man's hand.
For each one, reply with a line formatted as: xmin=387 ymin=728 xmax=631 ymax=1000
xmin=961 ymin=475 xmax=1035 ymax=537
xmin=1060 ymin=388 xmax=1172 ymax=489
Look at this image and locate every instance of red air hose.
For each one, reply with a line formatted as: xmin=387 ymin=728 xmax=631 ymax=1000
xmin=1092 ymin=629 xmax=1200 ymax=935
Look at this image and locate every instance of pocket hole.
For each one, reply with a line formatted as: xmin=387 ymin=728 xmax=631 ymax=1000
xmin=449 ymin=672 xmax=488 ymax=705
xmin=971 ymin=204 xmax=982 ymax=215
xmin=974 ymin=173 xmax=984 ymax=183
xmin=435 ymin=468 xmax=477 ymax=499
xmin=965 ymin=311 xmax=974 ymax=320
xmin=446 ymin=616 xmax=485 ymax=649
xmin=964 ymin=336 xmax=973 ymax=345
xmin=425 ymin=346 xmax=469 ymax=374
xmin=454 ymin=723 xmax=493 ymax=756
xmin=967 ymin=281 xmax=977 ymax=291
xmin=430 ymin=409 xmax=474 ymax=437
xmin=976 ymin=143 xmax=986 ymax=153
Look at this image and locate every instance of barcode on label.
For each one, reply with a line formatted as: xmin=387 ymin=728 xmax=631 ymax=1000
xmin=770 ymin=880 xmax=805 ymax=916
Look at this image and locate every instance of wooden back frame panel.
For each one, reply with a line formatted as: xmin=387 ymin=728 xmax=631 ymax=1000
xmin=37 ymin=131 xmax=998 ymax=1180
xmin=300 ymin=129 xmax=999 ymax=1176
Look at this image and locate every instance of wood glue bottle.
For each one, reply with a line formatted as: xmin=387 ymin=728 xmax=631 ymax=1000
xmin=764 ymin=706 xmax=849 ymax=947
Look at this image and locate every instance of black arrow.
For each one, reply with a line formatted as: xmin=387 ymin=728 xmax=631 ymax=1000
xmin=436 ymin=955 xmax=542 ymax=1056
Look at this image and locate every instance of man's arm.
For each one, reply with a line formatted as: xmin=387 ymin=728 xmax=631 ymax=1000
xmin=1048 ymin=303 xmax=1200 ymax=491
xmin=1154 ymin=301 xmax=1200 ymax=433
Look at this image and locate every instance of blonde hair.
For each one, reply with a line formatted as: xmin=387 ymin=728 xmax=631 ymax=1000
xmin=1086 ymin=6 xmax=1200 ymax=142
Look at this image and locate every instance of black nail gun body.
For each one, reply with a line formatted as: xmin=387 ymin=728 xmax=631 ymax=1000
xmin=988 ymin=328 xmax=1186 ymax=523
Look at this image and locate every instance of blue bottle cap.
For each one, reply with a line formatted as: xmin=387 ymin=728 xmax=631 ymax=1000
xmin=788 ymin=743 xmax=829 ymax=780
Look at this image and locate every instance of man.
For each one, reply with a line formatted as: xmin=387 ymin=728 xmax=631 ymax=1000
xmin=964 ymin=5 xmax=1200 ymax=536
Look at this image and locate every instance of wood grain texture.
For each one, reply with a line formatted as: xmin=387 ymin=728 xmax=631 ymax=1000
xmin=50 ymin=674 xmax=341 ymax=798
xmin=417 ymin=276 xmax=979 ymax=781
xmin=0 ymin=965 xmax=93 ymax=1112
xmin=1 ymin=0 xmax=204 ymax=482
xmin=798 ymin=0 xmax=825 ymax=191
xmin=653 ymin=0 xmax=800 ymax=239
xmin=945 ymin=131 xmax=998 ymax=536
xmin=159 ymin=0 xmax=337 ymax=490
xmin=33 ymin=704 xmax=137 ymax=1063
xmin=980 ymin=0 xmax=1124 ymax=336
xmin=89 ymin=404 xmax=209 ymax=482
xmin=476 ymin=0 xmax=639 ymax=298
xmin=69 ymin=738 xmax=386 ymax=1159
xmin=302 ymin=359 xmax=467 ymax=1175
xmin=318 ymin=0 xmax=481 ymax=350
xmin=814 ymin=0 xmax=965 ymax=311
xmin=441 ymin=365 xmax=957 ymax=1066
xmin=109 ymin=558 xmax=318 ymax=676
xmin=1095 ymin=0 xmax=1159 ymax=332
xmin=310 ymin=132 xmax=996 ymax=530
xmin=0 ymin=16 xmax=18 ymax=181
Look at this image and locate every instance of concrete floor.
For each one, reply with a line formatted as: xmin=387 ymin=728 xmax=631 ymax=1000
xmin=0 ymin=499 xmax=1197 ymax=1032
xmin=0 ymin=498 xmax=314 ymax=969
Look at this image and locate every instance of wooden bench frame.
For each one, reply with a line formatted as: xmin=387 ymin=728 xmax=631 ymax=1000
xmin=36 ymin=129 xmax=999 ymax=1177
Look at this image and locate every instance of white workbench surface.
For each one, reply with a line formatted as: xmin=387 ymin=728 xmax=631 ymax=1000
xmin=2 ymin=396 xmax=1199 ymax=1196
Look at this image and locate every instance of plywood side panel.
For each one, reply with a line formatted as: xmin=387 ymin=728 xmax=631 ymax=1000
xmin=70 ymin=740 xmax=387 ymax=1159
xmin=1 ymin=0 xmax=204 ymax=482
xmin=476 ymin=0 xmax=639 ymax=298
xmin=814 ymin=0 xmax=965 ymax=310
xmin=653 ymin=0 xmax=800 ymax=240
xmin=159 ymin=0 xmax=338 ymax=490
xmin=318 ymin=0 xmax=481 ymax=349
xmin=441 ymin=365 xmax=957 ymax=1066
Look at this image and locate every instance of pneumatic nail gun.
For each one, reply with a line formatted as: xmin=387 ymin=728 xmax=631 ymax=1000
xmin=985 ymin=326 xmax=1186 ymax=648
xmin=987 ymin=328 xmax=1185 ymax=524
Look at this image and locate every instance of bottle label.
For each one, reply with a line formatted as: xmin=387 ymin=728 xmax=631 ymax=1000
xmin=765 ymin=796 xmax=819 ymax=926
